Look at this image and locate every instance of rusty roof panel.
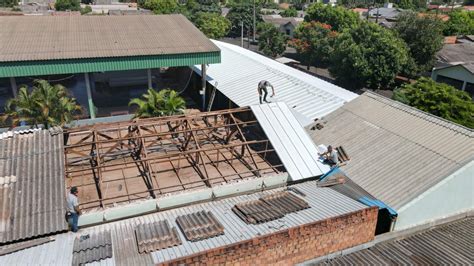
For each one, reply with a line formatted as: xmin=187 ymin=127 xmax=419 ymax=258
xmin=72 ymin=231 xmax=112 ymax=266
xmin=176 ymin=211 xmax=224 ymax=242
xmin=0 ymin=128 xmax=68 ymax=244
xmin=135 ymin=220 xmax=182 ymax=253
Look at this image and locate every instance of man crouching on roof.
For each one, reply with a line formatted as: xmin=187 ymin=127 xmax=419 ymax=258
xmin=318 ymin=145 xmax=338 ymax=167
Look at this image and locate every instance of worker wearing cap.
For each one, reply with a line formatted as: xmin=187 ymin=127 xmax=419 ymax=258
xmin=66 ymin=187 xmax=81 ymax=232
xmin=257 ymin=80 xmax=275 ymax=104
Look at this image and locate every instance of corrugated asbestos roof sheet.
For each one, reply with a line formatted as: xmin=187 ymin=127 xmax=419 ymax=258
xmin=176 ymin=211 xmax=224 ymax=242
xmin=0 ymin=181 xmax=368 ymax=265
xmin=194 ymin=41 xmax=357 ymax=124
xmin=0 ymin=15 xmax=219 ymax=62
xmin=73 ymin=231 xmax=113 ymax=266
xmin=307 ymin=92 xmax=474 ymax=210
xmin=251 ymin=102 xmax=330 ymax=180
xmin=0 ymin=127 xmax=68 ymax=243
xmin=318 ymin=217 xmax=474 ymax=265
xmin=135 ymin=220 xmax=182 ymax=253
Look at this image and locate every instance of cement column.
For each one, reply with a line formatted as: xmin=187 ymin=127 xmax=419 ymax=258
xmin=147 ymin=69 xmax=152 ymax=89
xmin=84 ymin=73 xmax=96 ymax=119
xmin=10 ymin=77 xmax=17 ymax=98
xmin=461 ymin=81 xmax=467 ymax=91
xmin=201 ymin=64 xmax=207 ymax=111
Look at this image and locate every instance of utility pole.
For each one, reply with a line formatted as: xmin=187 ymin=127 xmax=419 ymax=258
xmin=253 ymin=0 xmax=256 ymax=42
xmin=241 ymin=21 xmax=244 ymax=47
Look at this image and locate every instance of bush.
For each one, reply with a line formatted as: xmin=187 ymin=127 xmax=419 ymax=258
xmin=55 ymin=0 xmax=80 ymax=11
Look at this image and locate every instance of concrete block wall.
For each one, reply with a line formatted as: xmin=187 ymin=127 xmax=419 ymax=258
xmin=162 ymin=207 xmax=378 ymax=266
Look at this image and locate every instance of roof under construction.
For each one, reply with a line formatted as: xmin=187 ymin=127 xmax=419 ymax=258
xmin=64 ymin=107 xmax=286 ymax=211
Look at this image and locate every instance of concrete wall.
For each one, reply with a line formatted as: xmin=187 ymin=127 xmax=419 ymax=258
xmin=394 ymin=160 xmax=474 ymax=231
xmin=162 ymin=207 xmax=378 ymax=266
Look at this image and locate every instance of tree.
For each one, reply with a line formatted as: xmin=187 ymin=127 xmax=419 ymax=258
xmin=281 ymin=7 xmax=297 ymax=17
xmin=142 ymin=0 xmax=179 ymax=14
xmin=289 ymin=21 xmax=337 ymax=69
xmin=194 ymin=12 xmax=231 ymax=39
xmin=257 ymin=22 xmax=287 ymax=57
xmin=329 ymin=22 xmax=408 ymax=90
xmin=129 ymin=89 xmax=186 ymax=118
xmin=443 ymin=10 xmax=474 ymax=36
xmin=226 ymin=3 xmax=261 ymax=37
xmin=55 ymin=0 xmax=80 ymax=11
xmin=2 ymin=80 xmax=81 ymax=128
xmin=304 ymin=3 xmax=360 ymax=32
xmin=0 ymin=0 xmax=18 ymax=7
xmin=393 ymin=11 xmax=444 ymax=77
xmin=393 ymin=78 xmax=474 ymax=128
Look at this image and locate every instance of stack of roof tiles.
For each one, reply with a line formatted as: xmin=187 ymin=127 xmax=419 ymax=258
xmin=0 ymin=127 xmax=67 ymax=244
xmin=72 ymin=231 xmax=112 ymax=266
xmin=176 ymin=211 xmax=224 ymax=242
xmin=135 ymin=220 xmax=182 ymax=253
xmin=233 ymin=191 xmax=310 ymax=224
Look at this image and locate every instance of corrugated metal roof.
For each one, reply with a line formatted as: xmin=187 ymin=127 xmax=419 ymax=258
xmin=252 ymin=102 xmax=330 ymax=180
xmin=318 ymin=217 xmax=474 ymax=265
xmin=307 ymin=92 xmax=474 ymax=210
xmin=194 ymin=41 xmax=357 ymax=124
xmin=0 ymin=181 xmax=368 ymax=265
xmin=0 ymin=127 xmax=68 ymax=244
xmin=0 ymin=15 xmax=220 ymax=62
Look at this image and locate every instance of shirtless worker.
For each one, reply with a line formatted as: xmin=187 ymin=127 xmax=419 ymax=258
xmin=257 ymin=80 xmax=275 ymax=104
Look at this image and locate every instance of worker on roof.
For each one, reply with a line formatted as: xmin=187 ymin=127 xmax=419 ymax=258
xmin=66 ymin=187 xmax=81 ymax=233
xmin=319 ymin=145 xmax=338 ymax=167
xmin=257 ymin=80 xmax=275 ymax=104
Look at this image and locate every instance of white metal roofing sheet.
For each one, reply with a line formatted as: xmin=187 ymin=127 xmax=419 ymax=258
xmin=194 ymin=40 xmax=357 ymax=125
xmin=251 ymin=102 xmax=330 ymax=180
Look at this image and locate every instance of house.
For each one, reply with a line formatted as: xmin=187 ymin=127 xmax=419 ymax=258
xmin=262 ymin=14 xmax=304 ymax=37
xmin=367 ymin=3 xmax=402 ymax=21
xmin=432 ymin=41 xmax=474 ymax=96
xmin=307 ymin=92 xmax=474 ymax=232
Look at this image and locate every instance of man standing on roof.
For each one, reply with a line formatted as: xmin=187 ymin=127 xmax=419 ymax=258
xmin=319 ymin=145 xmax=338 ymax=167
xmin=258 ymin=80 xmax=275 ymax=104
xmin=66 ymin=187 xmax=81 ymax=233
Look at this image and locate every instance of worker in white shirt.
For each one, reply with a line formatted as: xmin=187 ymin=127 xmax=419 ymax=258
xmin=319 ymin=145 xmax=338 ymax=167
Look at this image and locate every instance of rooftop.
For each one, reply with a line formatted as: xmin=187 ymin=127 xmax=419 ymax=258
xmin=0 ymin=14 xmax=219 ymax=62
xmin=436 ymin=42 xmax=474 ymax=65
xmin=307 ymin=92 xmax=474 ymax=210
xmin=316 ymin=216 xmax=473 ymax=265
xmin=193 ymin=41 xmax=357 ymax=125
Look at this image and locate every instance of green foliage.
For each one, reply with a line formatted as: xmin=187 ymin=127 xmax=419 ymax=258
xmin=0 ymin=0 xmax=18 ymax=7
xmin=305 ymin=3 xmax=360 ymax=32
xmin=257 ymin=22 xmax=287 ymax=57
xmin=393 ymin=11 xmax=444 ymax=77
xmin=194 ymin=12 xmax=231 ymax=39
xmin=329 ymin=22 xmax=408 ymax=90
xmin=393 ymin=78 xmax=474 ymax=128
xmin=55 ymin=0 xmax=80 ymax=11
xmin=396 ymin=0 xmax=427 ymax=10
xmin=289 ymin=21 xmax=337 ymax=69
xmin=280 ymin=7 xmax=297 ymax=17
xmin=80 ymin=5 xmax=92 ymax=15
xmin=2 ymin=80 xmax=81 ymax=128
xmin=465 ymin=0 xmax=474 ymax=5
xmin=129 ymin=89 xmax=186 ymax=118
xmin=142 ymin=0 xmax=179 ymax=14
xmin=226 ymin=3 xmax=262 ymax=36
xmin=443 ymin=10 xmax=474 ymax=36
xmin=181 ymin=0 xmax=222 ymax=22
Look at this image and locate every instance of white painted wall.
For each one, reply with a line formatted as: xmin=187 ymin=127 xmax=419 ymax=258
xmin=394 ymin=160 xmax=474 ymax=231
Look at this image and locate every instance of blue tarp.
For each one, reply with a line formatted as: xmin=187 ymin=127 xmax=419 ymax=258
xmin=358 ymin=196 xmax=398 ymax=217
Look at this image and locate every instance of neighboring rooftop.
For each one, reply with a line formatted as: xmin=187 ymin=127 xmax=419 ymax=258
xmin=262 ymin=14 xmax=304 ymax=27
xmin=436 ymin=42 xmax=474 ymax=66
xmin=316 ymin=216 xmax=474 ymax=265
xmin=0 ymin=180 xmax=369 ymax=265
xmin=193 ymin=40 xmax=358 ymax=125
xmin=0 ymin=127 xmax=68 ymax=244
xmin=307 ymin=92 xmax=474 ymax=210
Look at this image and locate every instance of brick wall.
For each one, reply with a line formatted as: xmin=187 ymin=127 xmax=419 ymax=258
xmin=162 ymin=207 xmax=378 ymax=266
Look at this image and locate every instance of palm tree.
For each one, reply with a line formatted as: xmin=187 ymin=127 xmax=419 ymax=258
xmin=129 ymin=89 xmax=186 ymax=118
xmin=2 ymin=79 xmax=81 ymax=128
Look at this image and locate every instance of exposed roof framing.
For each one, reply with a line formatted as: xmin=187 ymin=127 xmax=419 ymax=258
xmin=64 ymin=108 xmax=283 ymax=211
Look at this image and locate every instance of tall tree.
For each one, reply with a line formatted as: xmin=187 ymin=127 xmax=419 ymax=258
xmin=393 ymin=78 xmax=474 ymax=128
xmin=289 ymin=21 xmax=337 ymax=69
xmin=280 ymin=7 xmax=298 ymax=17
xmin=55 ymin=0 xmax=80 ymax=11
xmin=257 ymin=23 xmax=287 ymax=58
xmin=2 ymin=80 xmax=81 ymax=128
xmin=194 ymin=12 xmax=231 ymax=39
xmin=142 ymin=0 xmax=179 ymax=14
xmin=305 ymin=3 xmax=360 ymax=32
xmin=129 ymin=89 xmax=186 ymax=118
xmin=329 ymin=22 xmax=408 ymax=90
xmin=393 ymin=11 xmax=444 ymax=77
xmin=443 ymin=10 xmax=474 ymax=36
xmin=226 ymin=3 xmax=261 ymax=37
